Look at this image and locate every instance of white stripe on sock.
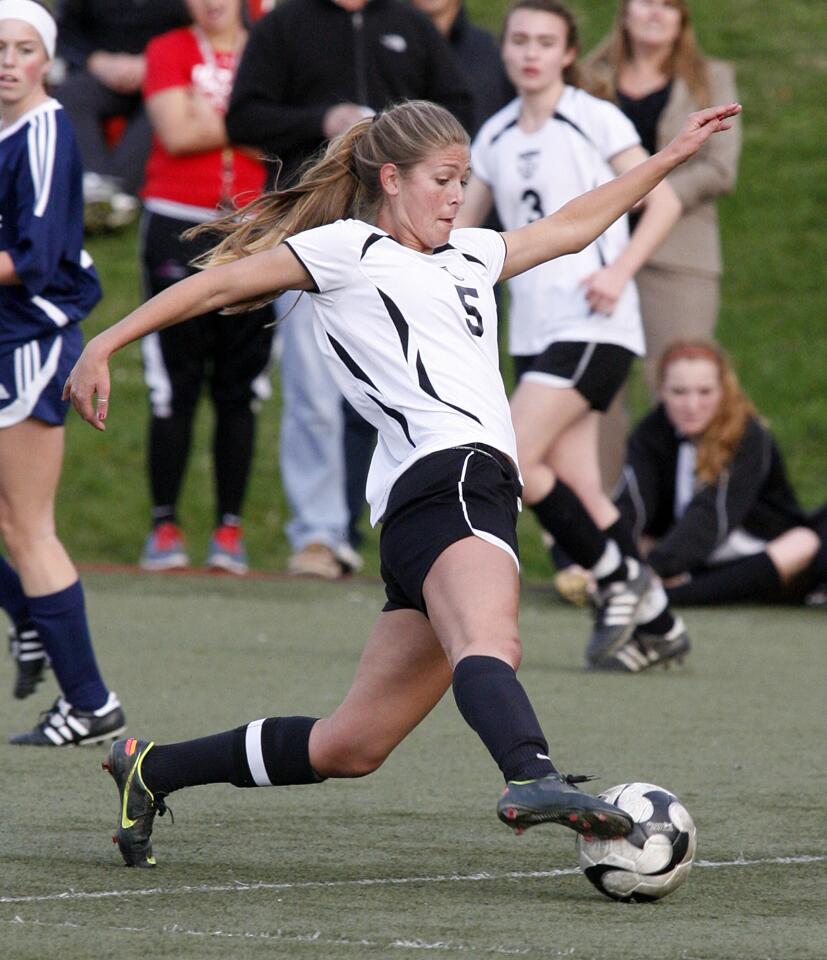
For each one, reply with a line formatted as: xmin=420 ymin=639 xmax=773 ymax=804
xmin=245 ymin=718 xmax=271 ymax=786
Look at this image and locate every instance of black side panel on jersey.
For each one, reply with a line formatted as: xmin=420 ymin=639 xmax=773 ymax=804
xmin=415 ymin=352 xmax=482 ymax=425
xmin=377 ymin=288 xmax=410 ymax=360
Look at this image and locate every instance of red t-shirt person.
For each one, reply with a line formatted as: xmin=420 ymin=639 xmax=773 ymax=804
xmin=142 ymin=28 xmax=265 ymax=213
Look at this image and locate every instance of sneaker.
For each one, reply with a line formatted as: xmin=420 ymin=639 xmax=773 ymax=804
xmin=140 ymin=522 xmax=189 ymax=571
xmin=333 ymin=541 xmax=364 ymax=574
xmin=635 ymin=616 xmax=691 ymax=669
xmin=591 ymin=617 xmax=691 ymax=673
xmin=82 ymin=173 xmax=140 ymax=234
xmin=287 ymin=542 xmax=342 ymax=579
xmin=585 ymin=558 xmax=652 ymax=666
xmin=497 ymin=772 xmax=633 ymax=839
xmin=206 ymin=524 xmax=249 ymax=575
xmin=9 ymin=692 xmax=126 ymax=746
xmin=103 ymin=737 xmax=169 ymax=868
xmin=9 ymin=620 xmax=49 ymax=699
xmin=553 ymin=565 xmax=592 ymax=607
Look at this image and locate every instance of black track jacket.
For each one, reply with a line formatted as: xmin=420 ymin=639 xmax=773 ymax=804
xmin=226 ymin=0 xmax=473 ymax=186
xmin=614 ymin=406 xmax=811 ymax=577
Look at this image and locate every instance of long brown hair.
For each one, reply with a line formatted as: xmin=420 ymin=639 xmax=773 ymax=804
xmin=582 ymin=0 xmax=711 ymax=108
xmin=188 ymin=100 xmax=469 ymax=312
xmin=657 ymin=340 xmax=756 ymax=484
xmin=503 ymin=0 xmax=581 ymax=87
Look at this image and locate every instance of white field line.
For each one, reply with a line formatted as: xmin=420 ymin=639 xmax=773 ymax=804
xmin=0 ymin=914 xmax=560 ymax=956
xmin=0 ymin=855 xmax=824 ymax=907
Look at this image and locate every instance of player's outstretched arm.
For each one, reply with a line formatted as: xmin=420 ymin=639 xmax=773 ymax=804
xmin=63 ymin=245 xmax=312 ymax=430
xmin=500 ymin=102 xmax=741 ymax=282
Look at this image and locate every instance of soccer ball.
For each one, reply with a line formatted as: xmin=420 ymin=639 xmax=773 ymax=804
xmin=576 ymin=782 xmax=696 ymax=902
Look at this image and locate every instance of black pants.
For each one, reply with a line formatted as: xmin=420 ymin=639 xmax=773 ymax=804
xmin=55 ymin=71 xmax=152 ymax=194
xmin=140 ymin=210 xmax=275 ymax=522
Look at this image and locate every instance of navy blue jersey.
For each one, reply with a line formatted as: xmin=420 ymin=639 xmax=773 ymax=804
xmin=0 ymin=99 xmax=102 ymax=346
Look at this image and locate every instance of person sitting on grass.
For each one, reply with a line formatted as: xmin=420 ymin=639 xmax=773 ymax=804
xmin=64 ymin=97 xmax=739 ymax=866
xmin=612 ymin=339 xmax=826 ymax=607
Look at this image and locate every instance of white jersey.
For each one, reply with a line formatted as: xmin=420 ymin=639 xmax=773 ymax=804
xmin=472 ymin=86 xmax=645 ymax=357
xmin=285 ymin=219 xmax=518 ymax=524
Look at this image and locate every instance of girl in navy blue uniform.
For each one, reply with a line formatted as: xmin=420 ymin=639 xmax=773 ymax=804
xmin=65 ymin=96 xmax=738 ymax=867
xmin=0 ymin=0 xmax=125 ymax=744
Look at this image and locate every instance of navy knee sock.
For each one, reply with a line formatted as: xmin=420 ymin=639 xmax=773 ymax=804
xmin=531 ymin=480 xmax=607 ymax=569
xmin=28 ymin=581 xmax=108 ymax=710
xmin=142 ymin=716 xmax=323 ymax=795
xmin=666 ymin=553 xmax=782 ymax=606
xmin=0 ymin=555 xmax=30 ymax=625
xmin=452 ymin=655 xmax=555 ymax=783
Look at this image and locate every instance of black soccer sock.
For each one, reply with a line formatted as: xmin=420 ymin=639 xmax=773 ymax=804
xmin=531 ymin=480 xmax=607 ymax=569
xmin=452 ymin=655 xmax=555 ymax=783
xmin=665 ymin=553 xmax=782 ymax=606
xmin=141 ymin=716 xmax=324 ymax=795
xmin=603 ymin=517 xmax=640 ymax=561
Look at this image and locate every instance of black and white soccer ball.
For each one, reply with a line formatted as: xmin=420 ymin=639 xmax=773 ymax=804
xmin=576 ymin=782 xmax=697 ymax=902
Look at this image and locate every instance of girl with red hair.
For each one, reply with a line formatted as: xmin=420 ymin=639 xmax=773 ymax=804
xmin=615 ymin=340 xmax=826 ymax=606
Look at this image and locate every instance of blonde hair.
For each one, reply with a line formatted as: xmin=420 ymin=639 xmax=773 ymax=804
xmin=582 ymin=0 xmax=711 ymax=109
xmin=657 ymin=340 xmax=756 ymax=484
xmin=189 ymin=100 xmax=469 ymax=312
xmin=503 ymin=0 xmax=581 ymax=87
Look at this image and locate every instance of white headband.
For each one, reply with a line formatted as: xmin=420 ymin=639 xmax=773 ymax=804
xmin=0 ymin=0 xmax=57 ymax=59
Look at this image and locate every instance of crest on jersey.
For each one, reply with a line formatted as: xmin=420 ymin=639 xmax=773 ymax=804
xmin=517 ymin=150 xmax=541 ymax=179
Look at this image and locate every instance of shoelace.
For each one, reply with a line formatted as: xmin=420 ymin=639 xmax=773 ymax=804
xmin=154 ymin=795 xmax=173 ymax=824
xmin=563 ymin=773 xmax=599 ymax=785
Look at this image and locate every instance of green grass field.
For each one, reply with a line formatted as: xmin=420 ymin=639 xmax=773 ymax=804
xmin=2 ymin=574 xmax=825 ymax=959
xmin=59 ymin=0 xmax=827 ymax=579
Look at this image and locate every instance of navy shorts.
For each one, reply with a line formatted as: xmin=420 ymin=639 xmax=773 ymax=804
xmin=379 ymin=443 xmax=522 ymax=615
xmin=0 ymin=326 xmax=83 ymax=428
xmin=513 ymin=341 xmax=635 ymax=412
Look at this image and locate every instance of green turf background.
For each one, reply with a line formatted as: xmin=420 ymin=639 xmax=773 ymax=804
xmin=1 ymin=575 xmax=825 ymax=959
xmin=53 ymin=0 xmax=826 ymax=578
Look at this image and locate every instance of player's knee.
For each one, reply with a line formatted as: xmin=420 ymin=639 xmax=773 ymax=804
xmin=318 ymin=744 xmax=388 ymax=779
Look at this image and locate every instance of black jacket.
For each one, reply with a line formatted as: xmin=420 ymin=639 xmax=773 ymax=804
xmin=226 ymin=0 xmax=473 ymax=185
xmin=55 ymin=0 xmax=190 ymax=68
xmin=447 ymin=5 xmax=513 ymax=137
xmin=615 ymin=406 xmax=810 ymax=577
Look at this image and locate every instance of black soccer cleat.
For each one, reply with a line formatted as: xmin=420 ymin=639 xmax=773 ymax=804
xmin=9 ymin=692 xmax=125 ymax=746
xmin=635 ymin=616 xmax=691 ymax=669
xmin=497 ymin=773 xmax=634 ymax=839
xmin=585 ymin=559 xmax=652 ymax=666
xmin=103 ymin=737 xmax=169 ymax=868
xmin=9 ymin=621 xmax=49 ymax=699
xmin=590 ymin=616 xmax=691 ymax=673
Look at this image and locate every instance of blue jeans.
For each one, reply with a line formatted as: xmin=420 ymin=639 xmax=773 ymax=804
xmin=276 ymin=293 xmax=349 ymax=552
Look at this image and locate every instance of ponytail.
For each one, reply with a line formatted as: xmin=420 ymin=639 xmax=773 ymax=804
xmin=187 ymin=100 xmax=467 ymax=313
xmin=187 ymin=118 xmax=375 ymax=312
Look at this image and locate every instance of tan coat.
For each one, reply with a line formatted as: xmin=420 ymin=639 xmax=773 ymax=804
xmin=651 ymin=59 xmax=741 ymax=276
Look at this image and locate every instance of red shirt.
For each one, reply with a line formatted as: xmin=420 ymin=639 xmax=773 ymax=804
xmin=142 ymin=28 xmax=265 ymax=211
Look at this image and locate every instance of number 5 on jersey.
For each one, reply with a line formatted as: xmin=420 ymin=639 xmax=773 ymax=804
xmin=455 ymin=285 xmax=483 ymax=337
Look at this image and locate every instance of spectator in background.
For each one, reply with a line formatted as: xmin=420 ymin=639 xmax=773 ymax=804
xmin=52 ymin=0 xmax=190 ymax=231
xmin=137 ymin=0 xmax=273 ymax=575
xmin=410 ymin=0 xmax=513 ymax=137
xmin=0 ymin=0 xmax=125 ymax=744
xmin=458 ymin=0 xmax=687 ymax=673
xmin=615 ymin=340 xmax=827 ymax=606
xmin=226 ymin=0 xmax=472 ymax=579
xmin=581 ymin=0 xmax=740 ymax=489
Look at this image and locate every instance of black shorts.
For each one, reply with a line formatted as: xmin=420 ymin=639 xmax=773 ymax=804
xmin=380 ymin=443 xmax=522 ymax=615
xmin=512 ymin=341 xmax=635 ymax=412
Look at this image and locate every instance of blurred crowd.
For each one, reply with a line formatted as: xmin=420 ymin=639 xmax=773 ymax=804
xmin=44 ymin=0 xmax=826 ymax=604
